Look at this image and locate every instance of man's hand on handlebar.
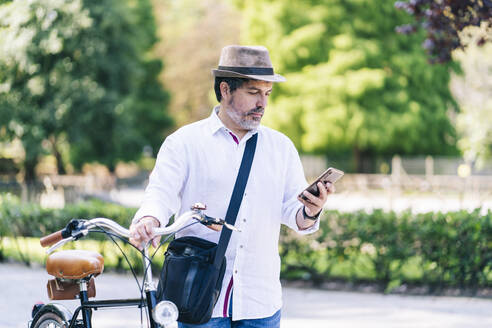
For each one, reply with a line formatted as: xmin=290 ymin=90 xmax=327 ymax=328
xmin=129 ymin=210 xmax=237 ymax=249
xmin=129 ymin=216 xmax=162 ymax=250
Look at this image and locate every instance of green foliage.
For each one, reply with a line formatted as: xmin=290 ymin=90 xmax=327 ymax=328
xmin=0 ymin=193 xmax=162 ymax=272
xmin=0 ymin=193 xmax=136 ymax=238
xmin=0 ymin=0 xmax=171 ymax=178
xmin=152 ymin=0 xmax=240 ymax=127
xmin=354 ymin=210 xmax=417 ymax=284
xmin=416 ymin=210 xmax=492 ymax=288
xmin=239 ymin=0 xmax=459 ymax=168
xmin=281 ymin=209 xmax=492 ymax=291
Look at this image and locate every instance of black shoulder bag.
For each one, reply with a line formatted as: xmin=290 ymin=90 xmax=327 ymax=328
xmin=157 ymin=133 xmax=258 ymax=324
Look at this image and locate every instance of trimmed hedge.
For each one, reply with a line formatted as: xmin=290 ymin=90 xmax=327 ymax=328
xmin=0 ymin=193 xmax=139 ymax=268
xmin=0 ymin=193 xmax=136 ymax=238
xmin=280 ymin=209 xmax=492 ymax=291
xmin=1 ymin=194 xmax=491 ymax=291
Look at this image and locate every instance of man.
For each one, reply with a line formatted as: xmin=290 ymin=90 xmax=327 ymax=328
xmin=130 ymin=45 xmax=335 ymax=327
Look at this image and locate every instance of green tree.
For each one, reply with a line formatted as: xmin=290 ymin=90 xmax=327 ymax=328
xmin=238 ymin=0 xmax=459 ymax=170
xmin=152 ymin=0 xmax=240 ymax=127
xmin=0 ymin=0 xmax=171 ymax=180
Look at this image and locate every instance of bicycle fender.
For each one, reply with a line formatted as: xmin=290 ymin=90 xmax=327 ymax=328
xmin=30 ymin=303 xmax=73 ymax=327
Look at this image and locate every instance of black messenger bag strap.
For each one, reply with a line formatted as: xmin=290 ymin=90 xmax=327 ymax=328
xmin=213 ymin=133 xmax=258 ymax=268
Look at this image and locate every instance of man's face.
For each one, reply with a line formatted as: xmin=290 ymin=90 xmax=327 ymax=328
xmin=223 ymin=80 xmax=273 ymax=131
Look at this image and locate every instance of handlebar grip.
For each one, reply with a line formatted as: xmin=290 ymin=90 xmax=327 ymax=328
xmin=40 ymin=230 xmax=63 ymax=247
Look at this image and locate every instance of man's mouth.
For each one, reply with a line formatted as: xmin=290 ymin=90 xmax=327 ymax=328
xmin=248 ymin=108 xmax=264 ymax=119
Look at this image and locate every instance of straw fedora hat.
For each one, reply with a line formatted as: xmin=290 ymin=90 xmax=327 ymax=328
xmin=212 ymin=45 xmax=286 ymax=83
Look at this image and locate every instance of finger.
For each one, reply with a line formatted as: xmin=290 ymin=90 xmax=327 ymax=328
xmin=318 ymin=182 xmax=328 ymax=200
xmin=152 ymin=235 xmax=162 ymax=248
xmin=144 ymin=224 xmax=159 ymax=248
xmin=129 ymin=229 xmax=141 ymax=242
xmin=297 ymin=195 xmax=311 ymax=208
xmin=129 ymin=226 xmax=141 ymax=245
xmin=135 ymin=225 xmax=147 ymax=242
xmin=144 ymin=223 xmax=156 ymax=239
xmin=298 ymin=194 xmax=315 ymax=206
xmin=304 ymin=205 xmax=321 ymax=217
xmin=325 ymin=181 xmax=335 ymax=194
xmin=298 ymin=193 xmax=321 ymax=213
xmin=302 ymin=189 xmax=323 ymax=208
xmin=136 ymin=224 xmax=152 ymax=242
xmin=129 ymin=235 xmax=143 ymax=250
xmin=129 ymin=236 xmax=141 ymax=248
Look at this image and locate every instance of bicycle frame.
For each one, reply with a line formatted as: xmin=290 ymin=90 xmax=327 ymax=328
xmin=66 ymin=247 xmax=159 ymax=328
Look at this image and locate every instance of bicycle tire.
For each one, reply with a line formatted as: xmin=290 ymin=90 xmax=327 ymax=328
xmin=31 ymin=312 xmax=67 ymax=328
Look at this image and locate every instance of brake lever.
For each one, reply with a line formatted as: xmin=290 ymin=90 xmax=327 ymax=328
xmin=69 ymin=219 xmax=88 ymax=241
xmin=46 ymin=220 xmax=88 ymax=254
xmin=46 ymin=237 xmax=75 ymax=254
xmin=223 ymin=222 xmax=241 ymax=232
xmin=194 ymin=215 xmax=241 ymax=232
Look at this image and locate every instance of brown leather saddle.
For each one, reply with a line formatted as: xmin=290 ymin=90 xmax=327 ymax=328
xmin=45 ymin=250 xmax=104 ymax=300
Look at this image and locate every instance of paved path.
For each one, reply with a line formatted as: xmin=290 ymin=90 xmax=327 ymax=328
xmin=1 ymin=262 xmax=491 ymax=328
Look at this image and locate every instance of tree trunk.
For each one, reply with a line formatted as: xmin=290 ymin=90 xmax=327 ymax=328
xmin=53 ymin=144 xmax=66 ymax=175
xmin=49 ymin=136 xmax=67 ymax=175
xmin=108 ymin=161 xmax=116 ymax=173
xmin=24 ymin=158 xmax=38 ymax=183
xmin=353 ymin=146 xmax=361 ymax=172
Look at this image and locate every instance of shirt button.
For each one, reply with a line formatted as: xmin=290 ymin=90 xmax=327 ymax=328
xmin=239 ymin=245 xmax=243 ymax=249
xmin=234 ymin=270 xmax=238 ymax=274
xmin=243 ymin=218 xmax=246 ymax=222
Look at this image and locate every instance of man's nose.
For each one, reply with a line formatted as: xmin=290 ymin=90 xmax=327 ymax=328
xmin=256 ymin=94 xmax=268 ymax=108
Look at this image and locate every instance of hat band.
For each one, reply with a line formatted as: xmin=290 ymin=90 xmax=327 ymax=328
xmin=218 ymin=66 xmax=274 ymax=76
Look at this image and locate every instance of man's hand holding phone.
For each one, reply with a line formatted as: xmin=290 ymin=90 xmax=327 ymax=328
xmin=297 ymin=180 xmax=336 ymax=217
xmin=297 ymin=167 xmax=343 ymax=219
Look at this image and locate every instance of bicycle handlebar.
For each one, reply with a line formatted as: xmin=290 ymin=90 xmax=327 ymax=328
xmin=39 ymin=210 xmax=198 ymax=249
xmin=40 ymin=230 xmax=64 ymax=247
xmin=39 ymin=203 xmax=239 ymax=251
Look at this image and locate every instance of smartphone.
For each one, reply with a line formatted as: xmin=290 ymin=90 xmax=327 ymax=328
xmin=299 ymin=167 xmax=344 ymax=200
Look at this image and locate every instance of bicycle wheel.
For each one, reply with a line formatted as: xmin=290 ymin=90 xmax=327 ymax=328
xmin=31 ymin=312 xmax=67 ymax=328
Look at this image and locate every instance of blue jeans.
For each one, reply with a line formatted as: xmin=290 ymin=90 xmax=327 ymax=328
xmin=178 ymin=310 xmax=281 ymax=328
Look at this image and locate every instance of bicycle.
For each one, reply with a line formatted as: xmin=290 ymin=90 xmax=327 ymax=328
xmin=29 ymin=203 xmax=237 ymax=328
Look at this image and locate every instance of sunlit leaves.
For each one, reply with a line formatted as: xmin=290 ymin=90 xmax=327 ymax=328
xmin=242 ymin=0 xmax=458 ymax=167
xmin=0 ymin=0 xmax=171 ymax=178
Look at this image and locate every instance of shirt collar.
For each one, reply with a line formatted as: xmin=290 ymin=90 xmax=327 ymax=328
xmin=208 ymin=105 xmax=259 ymax=138
xmin=208 ymin=105 xmax=225 ymax=135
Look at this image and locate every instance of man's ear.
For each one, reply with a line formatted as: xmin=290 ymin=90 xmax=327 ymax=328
xmin=220 ymin=81 xmax=230 ymax=99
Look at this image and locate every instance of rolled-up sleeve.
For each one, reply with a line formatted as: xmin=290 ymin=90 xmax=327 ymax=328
xmin=280 ymin=141 xmax=320 ymax=234
xmin=133 ymin=135 xmax=188 ymax=227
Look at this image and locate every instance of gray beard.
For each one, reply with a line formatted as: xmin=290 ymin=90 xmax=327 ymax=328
xmin=225 ymin=107 xmax=260 ymax=130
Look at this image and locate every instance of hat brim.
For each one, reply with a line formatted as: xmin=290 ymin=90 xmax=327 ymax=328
xmin=212 ymin=69 xmax=286 ymax=83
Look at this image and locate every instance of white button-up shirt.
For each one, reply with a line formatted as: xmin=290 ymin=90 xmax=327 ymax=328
xmin=134 ymin=107 xmax=319 ymax=320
